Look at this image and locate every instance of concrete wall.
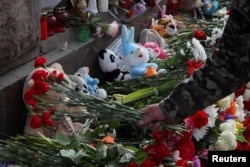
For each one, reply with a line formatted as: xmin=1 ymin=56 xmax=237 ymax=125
xmin=0 ymin=1 xmax=162 ymax=139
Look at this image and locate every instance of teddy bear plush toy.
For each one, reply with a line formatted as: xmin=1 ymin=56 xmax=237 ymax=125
xmin=77 ymin=67 xmax=107 ymax=99
xmin=23 ymin=61 xmax=87 ymax=138
xmin=68 ymin=72 xmax=90 ymax=96
xmin=98 ymin=48 xmax=131 ymax=82
xmin=71 ymin=0 xmax=90 ymax=21
xmin=121 ymin=25 xmax=166 ymax=79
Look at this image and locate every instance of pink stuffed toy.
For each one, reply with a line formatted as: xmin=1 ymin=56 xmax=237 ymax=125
xmin=143 ymin=42 xmax=167 ymax=60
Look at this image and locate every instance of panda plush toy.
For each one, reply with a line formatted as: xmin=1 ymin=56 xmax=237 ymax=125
xmin=98 ymin=49 xmax=130 ymax=82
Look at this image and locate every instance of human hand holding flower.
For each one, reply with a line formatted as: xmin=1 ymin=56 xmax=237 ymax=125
xmin=138 ymin=103 xmax=168 ymax=131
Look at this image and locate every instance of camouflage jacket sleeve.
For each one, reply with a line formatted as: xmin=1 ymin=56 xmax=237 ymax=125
xmin=159 ymin=0 xmax=250 ymax=123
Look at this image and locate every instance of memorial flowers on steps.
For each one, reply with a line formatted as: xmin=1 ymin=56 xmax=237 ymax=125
xmin=1 ymin=1 xmax=250 ymax=166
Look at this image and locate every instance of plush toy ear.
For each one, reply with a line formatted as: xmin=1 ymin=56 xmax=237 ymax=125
xmin=85 ymin=67 xmax=89 ymax=73
xmin=121 ymin=25 xmax=128 ymax=45
xmin=150 ymin=18 xmax=156 ymax=28
xmin=50 ymin=63 xmax=64 ymax=72
xmin=121 ymin=25 xmax=134 ymax=44
xmin=127 ymin=26 xmax=135 ymax=43
xmin=161 ymin=5 xmax=166 ymax=17
xmin=98 ymin=49 xmax=106 ymax=60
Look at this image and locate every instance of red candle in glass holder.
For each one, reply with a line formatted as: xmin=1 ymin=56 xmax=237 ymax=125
xmin=40 ymin=12 xmax=48 ymax=40
xmin=54 ymin=7 xmax=68 ymax=32
xmin=47 ymin=10 xmax=57 ymax=36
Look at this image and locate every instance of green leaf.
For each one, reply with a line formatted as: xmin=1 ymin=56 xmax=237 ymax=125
xmin=60 ymin=149 xmax=76 ymax=160
xmin=237 ymin=134 xmax=248 ymax=143
xmin=106 ymin=159 xmax=121 ymax=167
xmin=124 ymin=146 xmax=139 ymax=152
xmin=135 ymin=150 xmax=147 ymax=162
xmin=95 ymin=144 xmax=108 ymax=160
xmin=119 ymin=152 xmax=134 ymax=163
xmin=202 ymin=129 xmax=218 ymax=144
xmin=70 ymin=138 xmax=81 ymax=149
xmin=78 ymin=130 xmax=96 ymax=143
xmin=107 ymin=121 xmax=121 ymax=129
xmin=108 ymin=144 xmax=119 ymax=159
xmin=72 ymin=149 xmax=87 ymax=165
xmin=82 ymin=143 xmax=96 ymax=158
xmin=56 ymin=133 xmax=71 ymax=146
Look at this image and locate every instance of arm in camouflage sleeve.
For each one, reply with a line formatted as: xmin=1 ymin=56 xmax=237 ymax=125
xmin=159 ymin=0 xmax=250 ymax=123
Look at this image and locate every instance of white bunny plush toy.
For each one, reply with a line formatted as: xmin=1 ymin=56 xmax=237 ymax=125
xmin=121 ymin=25 xmax=165 ymax=79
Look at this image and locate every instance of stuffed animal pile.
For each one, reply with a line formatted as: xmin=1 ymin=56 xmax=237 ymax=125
xmin=77 ymin=66 xmax=107 ymax=98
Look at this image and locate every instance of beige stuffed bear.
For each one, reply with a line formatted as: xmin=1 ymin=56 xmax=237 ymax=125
xmin=23 ymin=62 xmax=88 ymax=138
xmin=71 ymin=0 xmax=90 ymax=21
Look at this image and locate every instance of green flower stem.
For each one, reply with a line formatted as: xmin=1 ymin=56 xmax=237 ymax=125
xmin=114 ymin=79 xmax=178 ymax=104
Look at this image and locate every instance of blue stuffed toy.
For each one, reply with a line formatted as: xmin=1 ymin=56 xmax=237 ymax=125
xmin=202 ymin=0 xmax=218 ymax=16
xmin=121 ymin=25 xmax=165 ymax=79
xmin=77 ymin=67 xmax=107 ymax=98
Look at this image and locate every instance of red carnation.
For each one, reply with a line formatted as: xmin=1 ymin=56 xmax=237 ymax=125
xmin=57 ymin=72 xmax=64 ymax=81
xmin=32 ymin=70 xmax=48 ymax=83
xmin=23 ymin=89 xmax=38 ymax=108
xmin=140 ymin=159 xmax=155 ymax=167
xmin=126 ymin=162 xmax=138 ymax=167
xmin=49 ymin=70 xmax=58 ymax=77
xmin=33 ymin=81 xmax=50 ymax=95
xmin=147 ymin=0 xmax=156 ymax=7
xmin=126 ymin=9 xmax=135 ymax=18
xmin=193 ymin=29 xmax=207 ymax=40
xmin=235 ymin=86 xmax=245 ymax=98
xmin=30 ymin=115 xmax=43 ymax=129
xmin=175 ymin=139 xmax=196 ymax=161
xmin=186 ymin=59 xmax=204 ymax=77
xmin=190 ymin=110 xmax=208 ymax=129
xmin=144 ymin=131 xmax=170 ymax=165
xmin=42 ymin=112 xmax=55 ymax=126
xmin=34 ymin=56 xmax=47 ymax=68
xmin=243 ymin=99 xmax=250 ymax=111
xmin=176 ymin=159 xmax=189 ymax=167
xmin=237 ymin=142 xmax=250 ymax=151
xmin=120 ymin=0 xmax=132 ymax=9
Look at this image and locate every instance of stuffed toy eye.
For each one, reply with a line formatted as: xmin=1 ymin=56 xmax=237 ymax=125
xmin=130 ymin=51 xmax=134 ymax=54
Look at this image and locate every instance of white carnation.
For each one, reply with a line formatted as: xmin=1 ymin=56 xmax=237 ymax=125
xmin=219 ymin=120 xmax=236 ymax=133
xmin=179 ymin=49 xmax=185 ymax=56
xmin=220 ymin=131 xmax=236 ymax=144
xmin=191 ymin=38 xmax=207 ymax=61
xmin=193 ymin=126 xmax=208 ymax=142
xmin=216 ymin=95 xmax=231 ymax=109
xmin=214 ymin=131 xmax=237 ymax=151
xmin=204 ymin=104 xmax=218 ymax=127
xmin=243 ymin=88 xmax=250 ymax=101
xmin=214 ymin=139 xmax=231 ymax=151
xmin=246 ymin=82 xmax=250 ymax=89
xmin=186 ymin=41 xmax=191 ymax=48
xmin=236 ymin=95 xmax=246 ymax=122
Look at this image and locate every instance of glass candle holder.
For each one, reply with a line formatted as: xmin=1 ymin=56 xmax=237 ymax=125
xmin=54 ymin=7 xmax=68 ymax=32
xmin=47 ymin=9 xmax=57 ymax=36
xmin=97 ymin=0 xmax=109 ymax=12
xmin=40 ymin=12 xmax=48 ymax=40
xmin=77 ymin=28 xmax=90 ymax=43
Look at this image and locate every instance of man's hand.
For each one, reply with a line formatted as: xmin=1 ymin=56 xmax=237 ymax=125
xmin=137 ymin=103 xmax=167 ymax=131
